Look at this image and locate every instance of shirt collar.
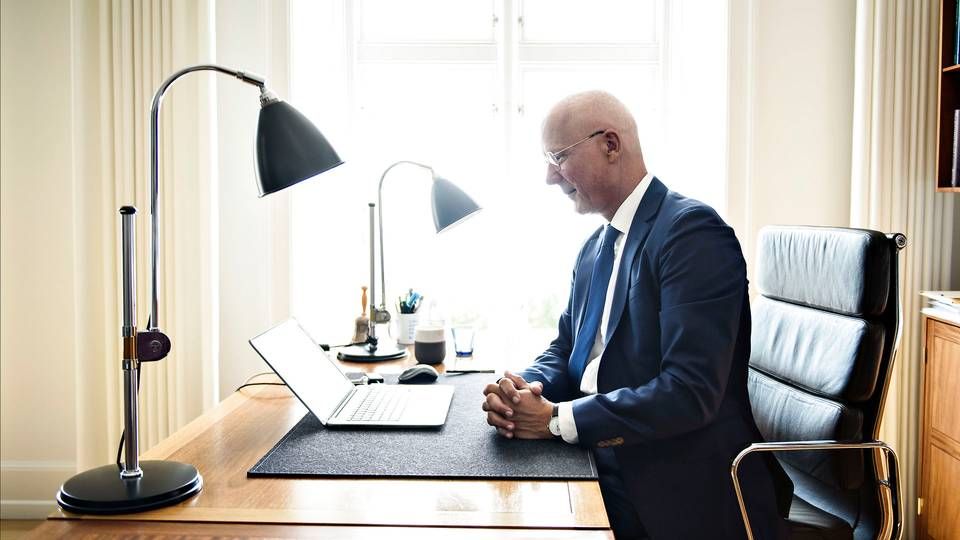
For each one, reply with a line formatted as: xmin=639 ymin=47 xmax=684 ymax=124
xmin=608 ymin=172 xmax=653 ymax=235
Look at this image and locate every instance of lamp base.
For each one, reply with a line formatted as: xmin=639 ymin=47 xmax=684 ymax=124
xmin=56 ymin=460 xmax=202 ymax=515
xmin=337 ymin=341 xmax=408 ymax=362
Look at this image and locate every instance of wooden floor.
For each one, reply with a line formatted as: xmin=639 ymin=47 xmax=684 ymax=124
xmin=0 ymin=521 xmax=41 ymax=540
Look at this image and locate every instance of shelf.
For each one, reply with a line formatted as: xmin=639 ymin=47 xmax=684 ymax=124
xmin=936 ymin=0 xmax=960 ymax=193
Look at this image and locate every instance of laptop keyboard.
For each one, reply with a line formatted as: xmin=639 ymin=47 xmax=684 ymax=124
xmin=344 ymin=385 xmax=409 ymax=422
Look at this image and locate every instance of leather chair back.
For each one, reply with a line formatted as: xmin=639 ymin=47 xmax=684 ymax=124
xmin=749 ymin=226 xmax=905 ymax=539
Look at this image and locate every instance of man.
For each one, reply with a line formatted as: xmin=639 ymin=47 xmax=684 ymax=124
xmin=482 ymin=91 xmax=791 ymax=539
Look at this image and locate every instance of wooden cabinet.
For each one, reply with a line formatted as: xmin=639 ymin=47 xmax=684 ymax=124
xmin=919 ymin=312 xmax=960 ymax=539
xmin=936 ymin=0 xmax=960 ymax=192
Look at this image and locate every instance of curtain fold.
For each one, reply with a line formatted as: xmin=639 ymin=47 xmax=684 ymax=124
xmin=73 ymin=0 xmax=217 ymax=465
xmin=850 ymin=0 xmax=955 ymax=535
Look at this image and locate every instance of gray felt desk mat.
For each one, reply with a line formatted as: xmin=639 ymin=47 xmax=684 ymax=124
xmin=248 ymin=373 xmax=597 ymax=480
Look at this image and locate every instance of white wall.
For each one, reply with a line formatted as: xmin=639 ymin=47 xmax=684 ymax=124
xmin=214 ymin=0 xmax=294 ymax=399
xmin=0 ymin=0 xmax=82 ymax=518
xmin=728 ymin=0 xmax=857 ymax=270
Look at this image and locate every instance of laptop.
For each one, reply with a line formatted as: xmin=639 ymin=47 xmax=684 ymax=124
xmin=249 ymin=319 xmax=454 ymax=428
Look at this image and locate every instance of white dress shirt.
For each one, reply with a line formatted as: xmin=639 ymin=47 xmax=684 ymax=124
xmin=557 ymin=173 xmax=652 ymax=444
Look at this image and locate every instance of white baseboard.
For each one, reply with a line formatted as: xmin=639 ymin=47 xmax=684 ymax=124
xmin=0 ymin=460 xmax=74 ymax=519
xmin=0 ymin=500 xmax=56 ymax=519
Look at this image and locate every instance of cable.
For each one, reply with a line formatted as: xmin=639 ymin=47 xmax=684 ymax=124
xmin=318 ymin=341 xmax=367 ymax=351
xmin=235 ymin=371 xmax=286 ymax=392
xmin=236 ymin=381 xmax=287 ymax=391
xmin=243 ymin=371 xmax=276 ymax=383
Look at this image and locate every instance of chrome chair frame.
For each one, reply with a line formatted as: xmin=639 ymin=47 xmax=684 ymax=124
xmin=730 ymin=440 xmax=902 ymax=540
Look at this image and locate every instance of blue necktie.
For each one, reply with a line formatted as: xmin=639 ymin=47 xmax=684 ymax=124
xmin=569 ymin=224 xmax=621 ymax=384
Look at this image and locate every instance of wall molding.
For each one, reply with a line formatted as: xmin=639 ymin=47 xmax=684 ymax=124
xmin=0 ymin=500 xmax=57 ymax=520
xmin=0 ymin=460 xmax=75 ymax=519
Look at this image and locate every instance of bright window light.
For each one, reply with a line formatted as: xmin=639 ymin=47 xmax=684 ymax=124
xmin=289 ymin=0 xmax=727 ymax=367
xmin=520 ymin=0 xmax=657 ymax=43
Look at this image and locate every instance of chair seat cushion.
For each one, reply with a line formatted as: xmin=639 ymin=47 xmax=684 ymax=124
xmin=787 ymin=495 xmax=853 ymax=540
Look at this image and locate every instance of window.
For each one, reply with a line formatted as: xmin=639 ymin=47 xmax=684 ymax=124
xmin=289 ymin=0 xmax=727 ymax=365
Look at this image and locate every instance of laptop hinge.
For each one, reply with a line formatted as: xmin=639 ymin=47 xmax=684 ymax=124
xmin=329 ymin=385 xmax=359 ymax=421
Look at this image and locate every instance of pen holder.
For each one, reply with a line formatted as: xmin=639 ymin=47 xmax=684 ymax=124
xmin=396 ymin=313 xmax=419 ymax=345
xmin=414 ymin=326 xmax=445 ymax=364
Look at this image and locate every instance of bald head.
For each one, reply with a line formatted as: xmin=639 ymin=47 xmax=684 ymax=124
xmin=541 ymin=91 xmax=647 ymax=220
xmin=543 ymin=90 xmax=642 ymax=157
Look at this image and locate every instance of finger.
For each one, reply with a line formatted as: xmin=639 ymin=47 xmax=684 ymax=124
xmin=498 ymin=374 xmax=522 ymax=405
xmin=503 ymin=371 xmax=530 ymax=390
xmin=486 ymin=411 xmax=515 ymax=431
xmin=497 ymin=427 xmax=514 ymax=439
xmin=503 ymin=371 xmax=539 ymax=403
xmin=481 ymin=397 xmax=511 ymax=415
xmin=482 ymin=383 xmax=500 ymax=396
xmin=485 ymin=392 xmax=514 ymax=417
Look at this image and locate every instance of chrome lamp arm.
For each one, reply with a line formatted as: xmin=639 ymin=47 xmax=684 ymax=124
xmin=148 ymin=64 xmax=274 ymax=331
xmin=339 ymin=160 xmax=478 ymax=362
xmin=57 ymin=62 xmax=341 ymax=516
xmin=121 ymin=65 xmax=275 ymax=478
xmin=730 ymin=440 xmax=901 ymax=540
xmin=368 ymin=161 xmax=434 ymax=338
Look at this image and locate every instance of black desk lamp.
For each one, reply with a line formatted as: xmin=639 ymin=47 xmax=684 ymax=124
xmin=55 ymin=64 xmax=342 ymax=514
xmin=337 ymin=161 xmax=480 ymax=362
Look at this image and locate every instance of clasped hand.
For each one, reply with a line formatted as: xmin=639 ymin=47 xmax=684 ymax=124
xmin=481 ymin=371 xmax=554 ymax=439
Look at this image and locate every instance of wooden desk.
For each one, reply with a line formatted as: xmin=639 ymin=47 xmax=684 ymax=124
xmin=31 ymin=350 xmax=612 ymax=539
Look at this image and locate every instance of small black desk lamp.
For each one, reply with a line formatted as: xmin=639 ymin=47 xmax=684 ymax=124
xmin=55 ymin=64 xmax=342 ymax=514
xmin=337 ymin=161 xmax=481 ymax=362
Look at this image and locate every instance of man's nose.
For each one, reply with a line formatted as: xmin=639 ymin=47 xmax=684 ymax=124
xmin=545 ymin=164 xmax=562 ymax=185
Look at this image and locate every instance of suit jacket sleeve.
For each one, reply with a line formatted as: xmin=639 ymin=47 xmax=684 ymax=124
xmin=571 ymin=206 xmax=748 ymax=447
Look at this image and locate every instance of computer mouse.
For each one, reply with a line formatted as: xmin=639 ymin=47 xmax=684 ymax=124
xmin=398 ymin=364 xmax=439 ymax=384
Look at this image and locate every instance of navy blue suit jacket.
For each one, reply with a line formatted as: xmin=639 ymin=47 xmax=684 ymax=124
xmin=520 ymin=178 xmax=790 ymax=539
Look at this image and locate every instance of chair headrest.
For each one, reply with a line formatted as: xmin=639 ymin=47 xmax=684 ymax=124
xmin=756 ymin=226 xmax=891 ymax=317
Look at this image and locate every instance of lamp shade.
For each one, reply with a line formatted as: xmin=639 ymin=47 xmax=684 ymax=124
xmin=255 ymin=100 xmax=343 ymax=197
xmin=431 ymin=176 xmax=481 ymax=232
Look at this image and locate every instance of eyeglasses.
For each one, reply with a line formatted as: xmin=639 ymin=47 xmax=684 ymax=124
xmin=543 ymin=129 xmax=606 ymax=168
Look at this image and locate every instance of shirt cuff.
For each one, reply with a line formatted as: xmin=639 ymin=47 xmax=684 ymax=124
xmin=557 ymin=401 xmax=579 ymax=444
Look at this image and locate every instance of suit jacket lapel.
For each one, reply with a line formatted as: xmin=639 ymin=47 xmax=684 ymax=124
xmin=603 ymin=177 xmax=668 ymax=346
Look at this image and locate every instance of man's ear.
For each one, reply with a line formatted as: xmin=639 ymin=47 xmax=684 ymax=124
xmin=604 ymin=131 xmax=621 ymax=162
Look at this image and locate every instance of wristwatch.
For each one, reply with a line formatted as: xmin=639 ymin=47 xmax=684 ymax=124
xmin=548 ymin=404 xmax=561 ymax=438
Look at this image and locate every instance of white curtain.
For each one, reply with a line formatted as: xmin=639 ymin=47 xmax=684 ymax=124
xmin=850 ymin=0 xmax=955 ymax=534
xmin=72 ymin=0 xmax=218 ymax=467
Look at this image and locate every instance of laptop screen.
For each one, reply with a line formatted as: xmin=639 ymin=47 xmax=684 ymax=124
xmin=249 ymin=319 xmax=354 ymax=422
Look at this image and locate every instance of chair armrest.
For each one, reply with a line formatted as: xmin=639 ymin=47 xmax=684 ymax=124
xmin=729 ymin=440 xmax=901 ymax=540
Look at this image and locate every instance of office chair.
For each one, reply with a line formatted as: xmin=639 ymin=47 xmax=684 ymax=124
xmin=732 ymin=226 xmax=906 ymax=540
